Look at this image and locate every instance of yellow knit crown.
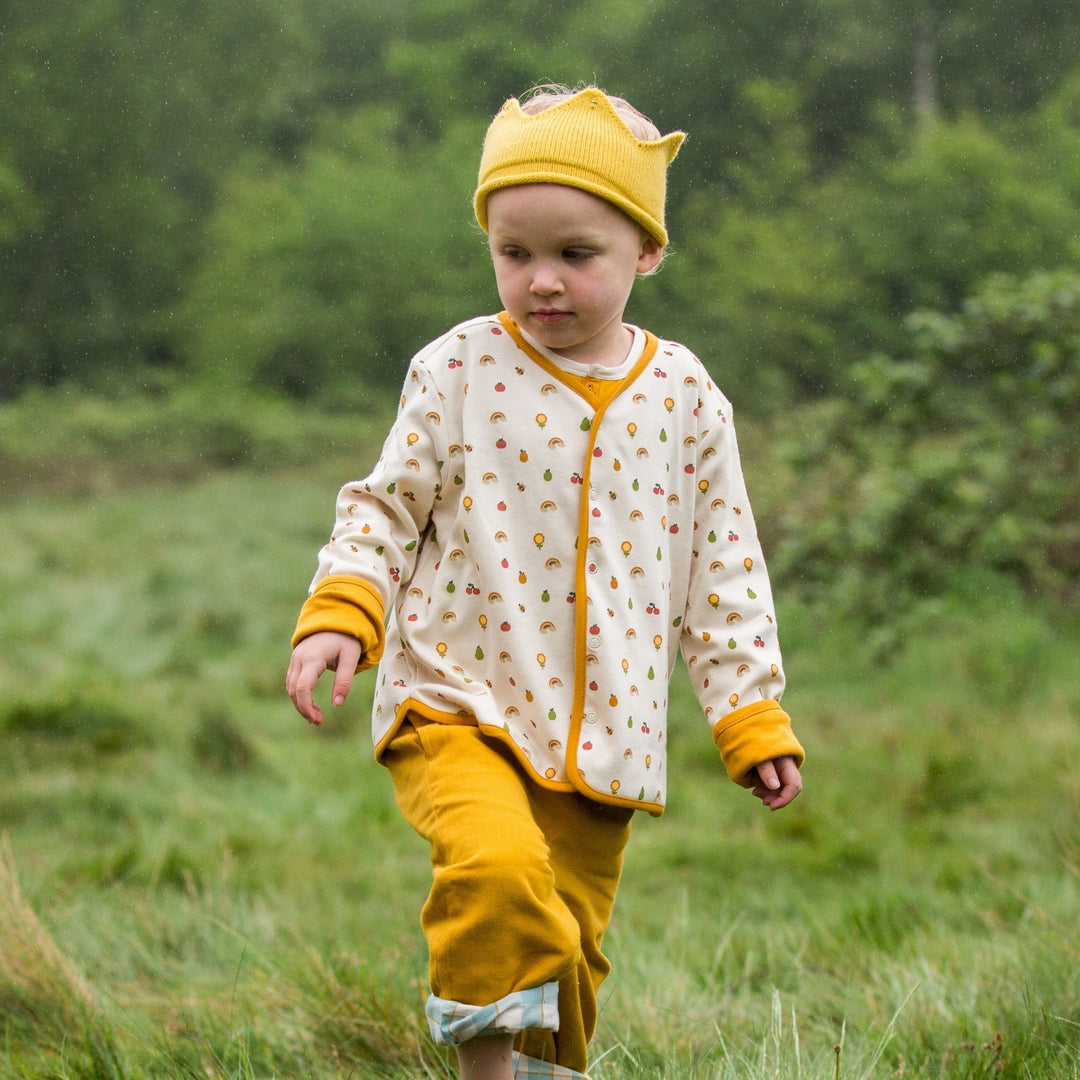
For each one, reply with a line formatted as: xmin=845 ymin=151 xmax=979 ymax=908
xmin=474 ymin=88 xmax=686 ymax=248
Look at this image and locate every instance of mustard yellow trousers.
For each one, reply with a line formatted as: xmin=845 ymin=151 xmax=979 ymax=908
xmin=383 ymin=719 xmax=633 ymax=1074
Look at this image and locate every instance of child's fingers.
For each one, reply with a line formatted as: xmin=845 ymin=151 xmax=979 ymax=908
xmin=766 ymin=757 xmax=802 ymax=809
xmin=330 ymin=639 xmax=362 ymax=706
xmin=750 ymin=756 xmax=802 ymax=810
xmin=286 ymin=654 xmax=326 ymax=725
xmin=286 ymin=633 xmax=363 ymax=725
xmin=754 ymin=759 xmax=781 ymax=790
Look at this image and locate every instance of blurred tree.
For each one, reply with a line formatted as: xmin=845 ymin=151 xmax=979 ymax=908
xmin=616 ymin=0 xmax=1080 ymax=190
xmin=3 ymin=0 xmax=1080 ymax=403
xmin=670 ymin=79 xmax=1080 ymax=407
xmin=0 ymin=0 xmax=319 ymax=397
xmin=0 ymin=157 xmax=39 ymax=242
xmin=182 ymin=106 xmax=493 ymax=397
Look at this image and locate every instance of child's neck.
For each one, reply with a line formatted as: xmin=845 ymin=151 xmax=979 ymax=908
xmin=552 ymin=323 xmax=634 ymax=369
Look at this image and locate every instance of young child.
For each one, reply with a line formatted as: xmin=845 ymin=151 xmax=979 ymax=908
xmin=287 ymin=85 xmax=804 ymax=1080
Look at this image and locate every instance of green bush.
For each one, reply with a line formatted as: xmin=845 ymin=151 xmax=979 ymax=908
xmin=190 ymin=708 xmax=260 ymax=774
xmin=769 ymin=269 xmax=1080 ymax=614
xmin=676 ymin=87 xmax=1080 ymax=406
xmin=0 ymin=380 xmax=395 ymax=495
xmin=1 ymin=696 xmax=149 ymax=756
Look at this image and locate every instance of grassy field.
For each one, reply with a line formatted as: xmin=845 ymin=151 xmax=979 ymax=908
xmin=2 ymin=395 xmax=1079 ymax=1078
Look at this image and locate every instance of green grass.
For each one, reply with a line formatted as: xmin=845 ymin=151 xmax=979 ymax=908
xmin=2 ymin=394 xmax=1079 ymax=1078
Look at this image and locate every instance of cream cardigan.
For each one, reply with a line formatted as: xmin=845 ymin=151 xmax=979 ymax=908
xmin=293 ymin=313 xmax=803 ymax=814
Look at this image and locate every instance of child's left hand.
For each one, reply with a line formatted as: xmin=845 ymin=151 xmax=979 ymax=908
xmin=749 ymin=756 xmax=802 ymax=811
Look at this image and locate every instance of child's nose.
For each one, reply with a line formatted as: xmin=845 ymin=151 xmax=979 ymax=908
xmin=530 ymin=262 xmax=564 ymax=295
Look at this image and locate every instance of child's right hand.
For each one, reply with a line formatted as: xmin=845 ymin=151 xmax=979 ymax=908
xmin=286 ymin=631 xmax=363 ymax=726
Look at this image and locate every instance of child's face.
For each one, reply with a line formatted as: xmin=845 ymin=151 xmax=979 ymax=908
xmin=486 ymin=183 xmax=662 ymax=367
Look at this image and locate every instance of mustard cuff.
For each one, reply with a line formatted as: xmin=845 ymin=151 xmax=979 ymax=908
xmin=291 ymin=575 xmax=386 ymax=669
xmin=712 ymin=700 xmax=805 ymax=787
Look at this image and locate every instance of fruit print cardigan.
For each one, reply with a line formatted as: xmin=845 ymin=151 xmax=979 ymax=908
xmin=293 ymin=312 xmax=804 ymax=815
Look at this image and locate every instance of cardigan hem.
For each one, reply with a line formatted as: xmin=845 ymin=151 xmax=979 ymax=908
xmin=376 ymin=699 xmax=666 ymax=816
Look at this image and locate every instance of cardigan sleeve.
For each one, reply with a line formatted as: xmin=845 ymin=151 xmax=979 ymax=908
xmin=680 ymin=381 xmax=789 ymax=732
xmin=291 ymin=574 xmax=386 ymax=669
xmin=712 ymin=699 xmax=805 ymax=787
xmin=302 ymin=355 xmax=448 ymax=621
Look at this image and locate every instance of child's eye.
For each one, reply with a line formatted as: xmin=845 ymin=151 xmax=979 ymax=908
xmin=563 ymin=248 xmax=593 ymax=261
xmin=502 ymin=246 xmax=528 ymax=260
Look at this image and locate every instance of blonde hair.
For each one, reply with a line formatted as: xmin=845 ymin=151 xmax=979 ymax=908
xmin=518 ymin=83 xmax=663 ymax=142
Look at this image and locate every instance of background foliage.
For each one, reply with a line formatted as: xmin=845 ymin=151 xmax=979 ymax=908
xmin=4 ymin=0 xmax=1079 ymax=396
xmin=1 ymin=447 xmax=1079 ymax=1079
xmin=3 ymin=0 xmax=1079 ymax=612
xmin=2 ymin=6 xmax=1080 ymax=1077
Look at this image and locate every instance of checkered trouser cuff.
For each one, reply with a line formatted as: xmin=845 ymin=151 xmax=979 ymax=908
xmin=426 ymin=981 xmax=559 ymax=1045
xmin=426 ymin=984 xmax=590 ymax=1077
xmin=511 ymin=1050 xmax=590 ymax=1078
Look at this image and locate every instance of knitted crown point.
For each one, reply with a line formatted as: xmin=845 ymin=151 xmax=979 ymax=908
xmin=474 ymin=88 xmax=686 ymax=248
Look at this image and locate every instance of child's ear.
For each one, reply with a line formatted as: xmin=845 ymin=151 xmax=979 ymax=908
xmin=637 ymin=236 xmax=663 ymax=275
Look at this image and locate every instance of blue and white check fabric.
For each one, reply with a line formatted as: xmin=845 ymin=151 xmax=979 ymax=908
xmin=425 ymin=982 xmax=591 ymax=1077
xmin=425 ymin=981 xmax=559 ymax=1045
xmin=511 ymin=1050 xmax=590 ymax=1078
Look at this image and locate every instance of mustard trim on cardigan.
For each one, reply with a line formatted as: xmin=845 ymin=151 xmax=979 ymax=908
xmin=499 ymin=312 xmax=671 ymax=813
xmin=712 ymin=699 xmax=805 ymax=787
xmin=377 ymin=702 xmax=669 ymax=816
xmin=291 ymin=574 xmax=386 ymax=668
xmin=496 ymin=311 xmax=654 ymax=410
